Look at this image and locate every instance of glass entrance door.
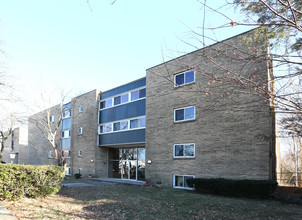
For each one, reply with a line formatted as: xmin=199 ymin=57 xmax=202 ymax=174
xmin=122 ymin=160 xmax=137 ymax=180
xmin=108 ymin=147 xmax=145 ymax=181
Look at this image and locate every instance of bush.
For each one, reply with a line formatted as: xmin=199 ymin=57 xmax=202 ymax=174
xmin=74 ymin=173 xmax=82 ymax=179
xmin=0 ymin=164 xmax=65 ymax=200
xmin=186 ymin=178 xmax=277 ymax=198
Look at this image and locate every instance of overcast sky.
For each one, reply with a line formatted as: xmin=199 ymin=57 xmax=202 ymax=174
xmin=0 ymin=0 xmax=250 ymax=113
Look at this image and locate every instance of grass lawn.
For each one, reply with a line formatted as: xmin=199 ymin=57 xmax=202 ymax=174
xmin=2 ymin=185 xmax=302 ymax=220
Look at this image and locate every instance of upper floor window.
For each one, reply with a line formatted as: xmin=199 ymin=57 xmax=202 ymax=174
xmin=99 ymin=116 xmax=145 ymax=134
xmin=49 ymin=115 xmax=55 ymax=123
xmin=174 ymin=143 xmax=195 ymax=158
xmin=62 ymin=110 xmax=71 ymax=119
xmin=62 ymin=150 xmax=71 ymax=158
xmin=78 ymin=127 xmax=83 ymax=135
xmin=99 ymin=87 xmax=146 ymax=110
xmin=174 ymin=70 xmax=195 ymax=87
xmin=79 ymin=105 xmax=83 ymax=113
xmin=78 ymin=149 xmax=83 ymax=157
xmin=174 ymin=106 xmax=195 ymax=122
xmin=62 ymin=130 xmax=71 ymax=138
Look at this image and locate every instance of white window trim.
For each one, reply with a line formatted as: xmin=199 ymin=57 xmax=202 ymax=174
xmin=99 ymin=86 xmax=146 ymax=110
xmin=50 ymin=115 xmax=55 ymax=123
xmin=65 ymin=167 xmax=71 ymax=176
xmin=173 ymin=174 xmax=195 ymax=190
xmin=98 ymin=116 xmax=146 ymax=134
xmin=78 ymin=127 xmax=83 ymax=135
xmin=174 ymin=70 xmax=195 ymax=87
xmin=174 ymin=106 xmax=196 ymax=122
xmin=48 ymin=151 xmax=53 ymax=159
xmin=173 ymin=143 xmax=195 ymax=159
xmin=62 ymin=150 xmax=71 ymax=158
xmin=62 ymin=110 xmax=71 ymax=119
xmin=79 ymin=105 xmax=83 ymax=113
xmin=61 ymin=130 xmax=71 ymax=139
xmin=78 ymin=149 xmax=83 ymax=157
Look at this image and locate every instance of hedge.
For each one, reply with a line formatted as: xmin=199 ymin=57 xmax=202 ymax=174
xmin=186 ymin=178 xmax=277 ymax=198
xmin=0 ymin=164 xmax=65 ymax=200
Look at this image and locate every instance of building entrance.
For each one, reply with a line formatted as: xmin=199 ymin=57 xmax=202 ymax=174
xmin=108 ymin=147 xmax=145 ymax=181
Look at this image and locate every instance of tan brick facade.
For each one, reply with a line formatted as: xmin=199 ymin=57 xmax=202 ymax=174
xmin=145 ymin=30 xmax=275 ymax=187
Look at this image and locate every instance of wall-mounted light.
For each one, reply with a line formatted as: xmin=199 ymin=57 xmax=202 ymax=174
xmin=147 ymin=160 xmax=152 ymax=164
xmin=10 ymin=154 xmax=15 ymax=159
xmin=91 ymin=159 xmax=94 ymax=163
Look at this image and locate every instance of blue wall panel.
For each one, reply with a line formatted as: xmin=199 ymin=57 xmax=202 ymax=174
xmin=99 ymin=129 xmax=145 ymax=146
xmin=99 ymin=99 xmax=145 ymax=124
xmin=101 ymin=78 xmax=146 ymax=99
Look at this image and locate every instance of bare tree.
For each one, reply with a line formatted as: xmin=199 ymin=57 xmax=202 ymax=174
xmin=29 ymin=90 xmax=71 ymax=168
xmin=0 ymin=113 xmax=25 ymax=162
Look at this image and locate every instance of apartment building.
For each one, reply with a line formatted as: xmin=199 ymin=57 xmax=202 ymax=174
xmin=26 ymin=29 xmax=276 ymax=188
xmin=2 ymin=127 xmax=28 ymax=164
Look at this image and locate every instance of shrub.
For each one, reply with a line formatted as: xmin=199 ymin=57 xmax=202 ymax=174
xmin=186 ymin=178 xmax=277 ymax=198
xmin=74 ymin=173 xmax=82 ymax=179
xmin=0 ymin=164 xmax=65 ymax=200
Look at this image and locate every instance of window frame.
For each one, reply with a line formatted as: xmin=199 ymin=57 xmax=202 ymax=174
xmin=174 ymin=70 xmax=195 ymax=87
xmin=78 ymin=149 xmax=83 ymax=157
xmin=49 ymin=115 xmax=55 ymax=123
xmin=173 ymin=143 xmax=195 ymax=159
xmin=48 ymin=151 xmax=54 ymax=159
xmin=98 ymin=116 xmax=145 ymax=134
xmin=174 ymin=106 xmax=195 ymax=122
xmin=173 ymin=174 xmax=195 ymax=190
xmin=99 ymin=86 xmax=146 ymax=110
xmin=61 ymin=130 xmax=71 ymax=139
xmin=78 ymin=127 xmax=83 ymax=135
xmin=78 ymin=168 xmax=82 ymax=174
xmin=79 ymin=105 xmax=83 ymax=113
xmin=65 ymin=167 xmax=71 ymax=176
xmin=62 ymin=110 xmax=71 ymax=119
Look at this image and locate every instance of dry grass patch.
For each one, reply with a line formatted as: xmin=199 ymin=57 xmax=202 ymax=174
xmin=2 ymin=185 xmax=302 ymax=219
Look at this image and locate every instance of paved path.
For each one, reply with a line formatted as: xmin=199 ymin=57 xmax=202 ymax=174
xmin=62 ymin=181 xmax=116 ymax=187
xmin=0 ymin=203 xmax=18 ymax=220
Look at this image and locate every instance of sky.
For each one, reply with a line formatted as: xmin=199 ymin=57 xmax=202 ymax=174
xmin=0 ymin=0 xmax=252 ymax=112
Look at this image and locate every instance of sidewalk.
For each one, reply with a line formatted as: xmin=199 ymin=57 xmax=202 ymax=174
xmin=0 ymin=203 xmax=17 ymax=220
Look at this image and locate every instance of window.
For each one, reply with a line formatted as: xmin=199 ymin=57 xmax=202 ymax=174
xmin=50 ymin=115 xmax=55 ymax=123
xmin=114 ymin=96 xmax=121 ymax=105
xmin=131 ymin=90 xmax=139 ymax=101
xmin=174 ymin=106 xmax=195 ymax=122
xmin=99 ymin=117 xmax=145 ymax=134
xmin=78 ymin=149 xmax=83 ymax=157
xmin=174 ymin=70 xmax=195 ymax=87
xmin=65 ymin=167 xmax=71 ymax=176
xmin=78 ymin=168 xmax=82 ymax=174
xmin=130 ymin=117 xmax=145 ymax=129
xmin=61 ymin=130 xmax=71 ymax=138
xmin=100 ymin=99 xmax=113 ymax=109
xmin=121 ymin=93 xmax=129 ymax=104
xmin=78 ymin=127 xmax=83 ymax=135
xmin=62 ymin=110 xmax=71 ymax=119
xmin=139 ymin=88 xmax=146 ymax=98
xmin=173 ymin=175 xmax=194 ymax=189
xmin=79 ymin=105 xmax=83 ymax=113
xmin=174 ymin=144 xmax=195 ymax=158
xmin=48 ymin=151 xmax=54 ymax=159
xmin=62 ymin=150 xmax=71 ymax=158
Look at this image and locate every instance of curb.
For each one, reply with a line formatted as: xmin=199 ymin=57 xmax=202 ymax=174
xmin=0 ymin=203 xmax=18 ymax=220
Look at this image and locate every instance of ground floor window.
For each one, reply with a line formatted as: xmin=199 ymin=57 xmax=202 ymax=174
xmin=65 ymin=167 xmax=71 ymax=176
xmin=108 ymin=147 xmax=145 ymax=181
xmin=173 ymin=175 xmax=194 ymax=189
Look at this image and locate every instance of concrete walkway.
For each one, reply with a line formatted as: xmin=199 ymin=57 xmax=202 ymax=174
xmin=0 ymin=203 xmax=18 ymax=220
